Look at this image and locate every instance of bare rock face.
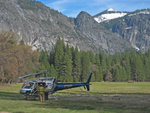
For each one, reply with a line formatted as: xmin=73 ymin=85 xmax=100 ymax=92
xmin=75 ymin=11 xmax=131 ymax=54
xmin=0 ymin=0 xmax=132 ymax=54
xmin=101 ymin=9 xmax=150 ymax=52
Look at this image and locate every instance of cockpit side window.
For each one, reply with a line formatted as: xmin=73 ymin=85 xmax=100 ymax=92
xmin=24 ymin=82 xmax=34 ymax=89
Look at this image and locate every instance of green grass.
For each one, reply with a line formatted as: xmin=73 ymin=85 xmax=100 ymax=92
xmin=55 ymin=82 xmax=150 ymax=95
xmin=0 ymin=82 xmax=150 ymax=113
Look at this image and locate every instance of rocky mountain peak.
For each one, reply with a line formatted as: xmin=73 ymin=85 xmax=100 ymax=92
xmin=76 ymin=11 xmax=92 ymax=19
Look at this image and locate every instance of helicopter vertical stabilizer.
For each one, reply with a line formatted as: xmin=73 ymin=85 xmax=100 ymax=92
xmin=85 ymin=72 xmax=92 ymax=91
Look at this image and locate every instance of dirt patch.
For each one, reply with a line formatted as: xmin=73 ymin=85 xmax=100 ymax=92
xmin=53 ymin=95 xmax=150 ymax=105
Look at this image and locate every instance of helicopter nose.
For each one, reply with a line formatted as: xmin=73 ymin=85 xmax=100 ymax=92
xmin=20 ymin=89 xmax=26 ymax=94
xmin=20 ymin=89 xmax=31 ymax=94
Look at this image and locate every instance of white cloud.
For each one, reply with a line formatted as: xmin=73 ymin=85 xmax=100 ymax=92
xmin=48 ymin=0 xmax=75 ymax=12
xmin=93 ymin=0 xmax=111 ymax=4
xmin=50 ymin=0 xmax=71 ymax=6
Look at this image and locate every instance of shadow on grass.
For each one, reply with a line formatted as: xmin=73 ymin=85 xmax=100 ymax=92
xmin=0 ymin=91 xmax=40 ymax=102
xmin=0 ymin=91 xmax=22 ymax=100
xmin=36 ymin=100 xmax=108 ymax=111
xmin=57 ymin=91 xmax=150 ymax=96
xmin=0 ymin=91 xmax=35 ymax=101
xmin=34 ymin=99 xmax=150 ymax=113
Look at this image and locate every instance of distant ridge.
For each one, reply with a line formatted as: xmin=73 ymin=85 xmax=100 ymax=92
xmin=0 ymin=0 xmax=132 ymax=54
xmin=100 ymin=9 xmax=150 ymax=52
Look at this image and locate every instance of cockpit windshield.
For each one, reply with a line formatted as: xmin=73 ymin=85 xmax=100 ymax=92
xmin=24 ymin=82 xmax=34 ymax=89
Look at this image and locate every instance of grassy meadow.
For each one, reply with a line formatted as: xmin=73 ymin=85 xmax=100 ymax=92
xmin=0 ymin=82 xmax=150 ymax=113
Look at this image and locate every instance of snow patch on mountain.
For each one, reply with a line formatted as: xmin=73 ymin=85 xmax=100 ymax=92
xmin=94 ymin=8 xmax=127 ymax=23
xmin=132 ymin=44 xmax=140 ymax=51
xmin=128 ymin=10 xmax=150 ymax=17
xmin=94 ymin=12 xmax=127 ymax=23
xmin=125 ymin=26 xmax=132 ymax=30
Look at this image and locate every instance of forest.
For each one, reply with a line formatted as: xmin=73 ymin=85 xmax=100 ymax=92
xmin=0 ymin=31 xmax=150 ymax=83
xmin=41 ymin=38 xmax=150 ymax=82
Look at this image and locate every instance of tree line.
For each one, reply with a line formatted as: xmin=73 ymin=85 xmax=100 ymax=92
xmin=40 ymin=38 xmax=150 ymax=82
xmin=1 ymin=32 xmax=150 ymax=83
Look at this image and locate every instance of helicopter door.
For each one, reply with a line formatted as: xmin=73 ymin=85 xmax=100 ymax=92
xmin=46 ymin=78 xmax=56 ymax=93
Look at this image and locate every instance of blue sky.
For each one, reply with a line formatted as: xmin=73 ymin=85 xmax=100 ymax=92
xmin=38 ymin=0 xmax=150 ymax=17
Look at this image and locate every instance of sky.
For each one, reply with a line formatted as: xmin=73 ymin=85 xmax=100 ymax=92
xmin=37 ymin=0 xmax=150 ymax=17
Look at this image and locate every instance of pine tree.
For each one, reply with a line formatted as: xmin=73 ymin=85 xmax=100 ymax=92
xmin=60 ymin=45 xmax=73 ymax=82
xmin=54 ymin=37 xmax=65 ymax=79
xmin=122 ymin=52 xmax=131 ymax=81
xmin=112 ymin=66 xmax=120 ymax=81
xmin=94 ymin=54 xmax=103 ymax=81
xmin=88 ymin=50 xmax=95 ymax=63
xmin=135 ymin=55 xmax=145 ymax=81
xmin=39 ymin=50 xmax=50 ymax=71
xmin=49 ymin=64 xmax=57 ymax=78
xmin=80 ymin=52 xmax=90 ymax=82
xmin=72 ymin=46 xmax=81 ymax=82
xmin=145 ymin=50 xmax=150 ymax=80
xmin=99 ymin=51 xmax=106 ymax=68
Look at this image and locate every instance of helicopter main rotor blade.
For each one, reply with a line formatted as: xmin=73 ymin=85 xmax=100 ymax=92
xmin=19 ymin=71 xmax=47 ymax=79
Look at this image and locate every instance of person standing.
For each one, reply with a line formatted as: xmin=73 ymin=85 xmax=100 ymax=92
xmin=38 ymin=83 xmax=45 ymax=102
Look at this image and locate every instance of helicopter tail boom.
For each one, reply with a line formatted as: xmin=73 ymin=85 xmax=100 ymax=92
xmin=55 ymin=72 xmax=92 ymax=91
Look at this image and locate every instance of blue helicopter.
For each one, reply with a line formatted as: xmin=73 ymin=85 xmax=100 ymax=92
xmin=19 ymin=71 xmax=92 ymax=99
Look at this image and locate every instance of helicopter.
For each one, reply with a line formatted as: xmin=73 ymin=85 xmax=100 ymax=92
xmin=19 ymin=71 xmax=92 ymax=100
